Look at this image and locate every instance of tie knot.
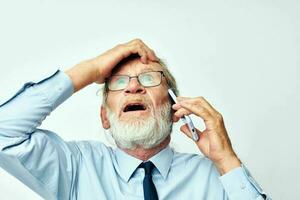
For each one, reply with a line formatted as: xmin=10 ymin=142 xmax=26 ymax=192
xmin=139 ymin=161 xmax=155 ymax=175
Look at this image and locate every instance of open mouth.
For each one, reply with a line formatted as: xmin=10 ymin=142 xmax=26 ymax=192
xmin=123 ymin=103 xmax=147 ymax=112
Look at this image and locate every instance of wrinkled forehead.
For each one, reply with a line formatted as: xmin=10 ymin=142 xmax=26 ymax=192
xmin=112 ymin=58 xmax=163 ymax=76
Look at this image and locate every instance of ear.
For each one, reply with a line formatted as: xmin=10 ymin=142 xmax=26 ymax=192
xmin=100 ymin=106 xmax=110 ymax=129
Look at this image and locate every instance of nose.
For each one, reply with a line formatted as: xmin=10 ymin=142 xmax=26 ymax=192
xmin=124 ymin=77 xmax=146 ymax=94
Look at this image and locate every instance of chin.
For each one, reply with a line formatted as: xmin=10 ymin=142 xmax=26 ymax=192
xmin=119 ymin=115 xmax=150 ymax=124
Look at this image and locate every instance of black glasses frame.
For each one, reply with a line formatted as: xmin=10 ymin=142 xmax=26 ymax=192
xmin=106 ymin=71 xmax=165 ymax=91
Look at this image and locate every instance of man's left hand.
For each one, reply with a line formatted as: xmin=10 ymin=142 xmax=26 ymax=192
xmin=172 ymin=96 xmax=241 ymax=175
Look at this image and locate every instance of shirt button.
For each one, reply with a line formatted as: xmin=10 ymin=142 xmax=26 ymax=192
xmin=240 ymin=182 xmax=246 ymax=190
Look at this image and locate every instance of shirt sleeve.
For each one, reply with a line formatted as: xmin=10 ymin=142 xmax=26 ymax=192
xmin=0 ymin=70 xmax=78 ymax=200
xmin=219 ymin=164 xmax=272 ymax=200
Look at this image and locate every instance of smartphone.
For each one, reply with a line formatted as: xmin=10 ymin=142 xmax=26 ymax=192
xmin=168 ymin=89 xmax=199 ymax=141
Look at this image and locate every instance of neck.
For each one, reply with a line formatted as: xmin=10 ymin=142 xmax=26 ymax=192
xmin=120 ymin=136 xmax=171 ymax=161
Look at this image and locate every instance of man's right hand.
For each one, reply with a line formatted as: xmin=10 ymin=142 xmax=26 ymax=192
xmin=65 ymin=39 xmax=158 ymax=92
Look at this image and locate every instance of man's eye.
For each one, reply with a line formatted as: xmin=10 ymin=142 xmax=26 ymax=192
xmin=116 ymin=77 xmax=127 ymax=85
xmin=142 ymin=74 xmax=154 ymax=82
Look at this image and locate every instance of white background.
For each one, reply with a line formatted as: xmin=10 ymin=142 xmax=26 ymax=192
xmin=0 ymin=0 xmax=299 ymax=199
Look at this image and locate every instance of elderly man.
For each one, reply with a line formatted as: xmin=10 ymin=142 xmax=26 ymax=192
xmin=0 ymin=39 xmax=270 ymax=200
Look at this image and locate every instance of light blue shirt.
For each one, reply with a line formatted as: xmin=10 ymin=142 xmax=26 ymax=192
xmin=0 ymin=70 xmax=271 ymax=200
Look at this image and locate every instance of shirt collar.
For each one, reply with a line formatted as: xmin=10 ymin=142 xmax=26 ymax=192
xmin=149 ymin=146 xmax=173 ymax=180
xmin=115 ymin=146 xmax=174 ymax=182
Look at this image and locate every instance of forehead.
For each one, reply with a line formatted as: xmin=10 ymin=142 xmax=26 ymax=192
xmin=112 ymin=58 xmax=163 ymax=75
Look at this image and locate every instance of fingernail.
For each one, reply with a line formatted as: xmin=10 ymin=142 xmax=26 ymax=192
xmin=172 ymin=103 xmax=180 ymax=109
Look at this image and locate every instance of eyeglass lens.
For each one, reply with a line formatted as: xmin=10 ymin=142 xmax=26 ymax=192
xmin=108 ymin=71 xmax=162 ymax=91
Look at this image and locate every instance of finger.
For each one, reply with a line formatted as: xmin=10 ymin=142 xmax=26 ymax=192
xmin=180 ymin=124 xmax=202 ymax=140
xmin=195 ymin=97 xmax=220 ymax=116
xmin=117 ymin=43 xmax=147 ymax=63
xmin=172 ymin=114 xmax=180 ymax=122
xmin=179 ymin=101 xmax=214 ymax=122
xmin=127 ymin=45 xmax=148 ymax=64
xmin=143 ymin=47 xmax=158 ymax=62
xmin=140 ymin=52 xmax=148 ymax=64
xmin=174 ymin=107 xmax=193 ymax=118
xmin=173 ymin=103 xmax=212 ymax=120
xmin=180 ymin=97 xmax=220 ymax=117
xmin=121 ymin=39 xmax=147 ymax=62
xmin=148 ymin=49 xmax=159 ymax=61
xmin=127 ymin=39 xmax=157 ymax=63
xmin=133 ymin=39 xmax=158 ymax=61
xmin=174 ymin=104 xmax=213 ymax=121
xmin=136 ymin=47 xmax=149 ymax=64
xmin=180 ymin=124 xmax=193 ymax=139
xmin=131 ymin=42 xmax=148 ymax=61
xmin=171 ymin=97 xmax=192 ymax=110
xmin=176 ymin=96 xmax=191 ymax=102
xmin=171 ymin=103 xmax=181 ymax=110
xmin=134 ymin=44 xmax=149 ymax=64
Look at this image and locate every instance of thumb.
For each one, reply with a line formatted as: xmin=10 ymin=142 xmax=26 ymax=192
xmin=180 ymin=124 xmax=202 ymax=140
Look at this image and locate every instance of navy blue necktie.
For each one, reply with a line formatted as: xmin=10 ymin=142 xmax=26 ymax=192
xmin=139 ymin=161 xmax=159 ymax=200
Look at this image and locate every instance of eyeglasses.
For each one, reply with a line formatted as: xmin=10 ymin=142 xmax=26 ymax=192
xmin=106 ymin=71 xmax=165 ymax=91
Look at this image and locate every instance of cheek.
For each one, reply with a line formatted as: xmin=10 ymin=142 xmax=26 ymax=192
xmin=106 ymin=94 xmax=121 ymax=112
xmin=149 ymin=89 xmax=169 ymax=108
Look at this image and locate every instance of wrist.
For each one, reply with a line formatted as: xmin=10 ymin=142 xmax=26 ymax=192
xmin=215 ymin=154 xmax=241 ymax=175
xmin=65 ymin=60 xmax=99 ymax=92
xmin=89 ymin=57 xmax=107 ymax=84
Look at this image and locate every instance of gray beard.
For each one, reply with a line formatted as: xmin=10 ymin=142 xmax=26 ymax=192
xmin=106 ymin=102 xmax=173 ymax=150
